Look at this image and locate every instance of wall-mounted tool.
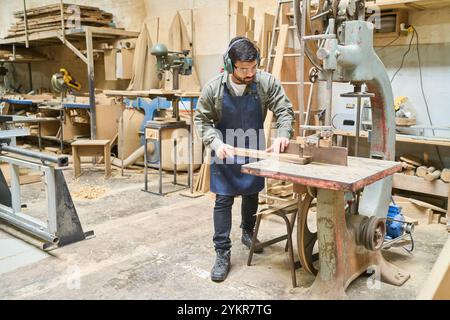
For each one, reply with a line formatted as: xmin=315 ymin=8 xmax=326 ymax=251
xmin=51 ymin=68 xmax=81 ymax=94
xmin=150 ymin=43 xmax=193 ymax=90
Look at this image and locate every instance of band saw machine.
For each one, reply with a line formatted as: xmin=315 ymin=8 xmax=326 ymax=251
xmin=241 ymin=0 xmax=410 ymax=298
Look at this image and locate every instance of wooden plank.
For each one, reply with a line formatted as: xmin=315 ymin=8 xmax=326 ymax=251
xmin=401 ymin=162 xmax=416 ymax=170
xmin=400 ymin=155 xmax=422 ymax=167
xmin=72 ymin=140 xmax=110 ymax=146
xmin=96 ymin=102 xmax=124 ymax=141
xmin=103 ymin=89 xmax=179 ymax=98
xmin=14 ymin=4 xmax=112 ymax=18
xmin=264 ymin=24 xmax=289 ymax=148
xmin=367 ymin=0 xmax=450 ymax=10
xmin=237 ymin=1 xmax=244 ymax=15
xmin=247 ymin=7 xmax=255 ymax=31
xmin=258 ymin=13 xmax=275 ymax=61
xmin=408 ymin=198 xmax=447 ymax=214
xmin=104 ymin=49 xmax=117 ymax=81
xmin=417 ymin=236 xmax=450 ymax=300
xmin=333 ymin=130 xmax=450 ymax=147
xmin=231 ymin=14 xmax=247 ymax=37
xmin=234 ymin=148 xmax=312 ymax=165
xmin=393 ymin=173 xmax=449 ymax=198
xmin=303 ymin=146 xmax=348 ymax=166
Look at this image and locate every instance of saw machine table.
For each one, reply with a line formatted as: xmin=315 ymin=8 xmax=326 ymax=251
xmin=242 ymin=157 xmax=409 ymax=299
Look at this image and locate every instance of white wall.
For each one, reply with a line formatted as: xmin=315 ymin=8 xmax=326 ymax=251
xmin=143 ymin=0 xmax=229 ymax=86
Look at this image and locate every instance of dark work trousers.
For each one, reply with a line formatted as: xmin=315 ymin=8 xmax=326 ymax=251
xmin=213 ymin=193 xmax=259 ymax=251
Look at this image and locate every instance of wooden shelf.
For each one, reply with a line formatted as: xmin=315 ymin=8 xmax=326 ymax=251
xmin=0 ymin=26 xmax=139 ymax=46
xmin=367 ymin=0 xmax=450 ymax=10
xmin=333 ymin=130 xmax=450 ymax=147
xmin=393 ymin=173 xmax=449 ymax=198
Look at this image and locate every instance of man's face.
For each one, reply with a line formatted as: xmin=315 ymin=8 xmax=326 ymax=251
xmin=232 ymin=60 xmax=257 ymax=85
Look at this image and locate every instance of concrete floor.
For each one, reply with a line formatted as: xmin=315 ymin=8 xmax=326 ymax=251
xmin=0 ymin=166 xmax=448 ymax=300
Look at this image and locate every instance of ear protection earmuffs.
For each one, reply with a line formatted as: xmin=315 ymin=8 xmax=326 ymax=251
xmin=223 ymin=38 xmax=261 ymax=73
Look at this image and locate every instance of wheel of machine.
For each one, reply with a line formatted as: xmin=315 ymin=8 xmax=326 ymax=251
xmin=365 ymin=216 xmax=386 ymax=251
xmin=297 ymin=188 xmax=319 ymax=275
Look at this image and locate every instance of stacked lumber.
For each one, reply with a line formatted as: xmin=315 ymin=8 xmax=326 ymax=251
xmin=267 ymin=181 xmax=294 ymax=199
xmin=399 ymin=155 xmax=450 ymax=183
xmin=6 ymin=4 xmax=114 ymax=38
xmin=0 ymin=48 xmax=48 ymax=61
xmin=231 ymin=2 xmax=256 ymax=41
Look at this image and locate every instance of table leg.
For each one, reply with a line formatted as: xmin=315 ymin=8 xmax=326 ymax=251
xmin=159 ymin=129 xmax=162 ymax=195
xmin=447 ymin=183 xmax=450 ymax=232
xmin=189 ymin=123 xmax=193 ymax=193
xmin=144 ymin=137 xmax=148 ymax=192
xmin=72 ymin=146 xmax=81 ymax=178
xmin=104 ymin=143 xmax=111 ymax=179
xmin=38 ymin=122 xmax=42 ymax=152
xmin=173 ymin=138 xmax=177 ymax=185
xmin=60 ymin=109 xmax=64 ymax=154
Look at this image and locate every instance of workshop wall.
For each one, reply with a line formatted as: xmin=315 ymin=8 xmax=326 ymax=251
xmin=143 ymin=0 xmax=230 ymax=86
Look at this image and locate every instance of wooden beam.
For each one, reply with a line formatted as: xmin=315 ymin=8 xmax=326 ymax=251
xmin=264 ymin=24 xmax=289 ymax=148
xmin=234 ymin=148 xmax=311 ymax=165
xmin=393 ymin=173 xmax=449 ymax=198
xmin=417 ymin=236 xmax=450 ymax=300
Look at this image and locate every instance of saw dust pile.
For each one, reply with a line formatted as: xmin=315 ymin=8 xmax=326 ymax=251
xmin=72 ymin=186 xmax=108 ymax=200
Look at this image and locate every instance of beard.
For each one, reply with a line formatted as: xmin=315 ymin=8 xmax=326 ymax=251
xmin=233 ymin=73 xmax=255 ymax=85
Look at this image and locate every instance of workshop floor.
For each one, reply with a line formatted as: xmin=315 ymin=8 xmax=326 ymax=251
xmin=0 ymin=166 xmax=448 ymax=300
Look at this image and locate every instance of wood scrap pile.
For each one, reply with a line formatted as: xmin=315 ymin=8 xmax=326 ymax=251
xmin=399 ymin=155 xmax=450 ymax=183
xmin=5 ymin=4 xmax=115 ymax=38
xmin=68 ymin=109 xmax=89 ymax=124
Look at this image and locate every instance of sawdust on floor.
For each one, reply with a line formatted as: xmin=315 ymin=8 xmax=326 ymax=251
xmin=72 ymin=186 xmax=108 ymax=200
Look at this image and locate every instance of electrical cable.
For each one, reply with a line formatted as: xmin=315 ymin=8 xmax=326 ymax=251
xmin=390 ymin=31 xmax=415 ymax=83
xmin=403 ymin=232 xmax=414 ymax=254
xmin=390 ymin=26 xmax=444 ymax=167
xmin=412 ymin=26 xmax=444 ymax=167
xmin=376 ymin=35 xmax=401 ymax=53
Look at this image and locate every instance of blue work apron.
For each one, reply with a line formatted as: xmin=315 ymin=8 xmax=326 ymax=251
xmin=210 ymin=82 xmax=265 ymax=196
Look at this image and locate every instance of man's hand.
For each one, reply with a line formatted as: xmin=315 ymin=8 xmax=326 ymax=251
xmin=216 ymin=144 xmax=235 ymax=159
xmin=266 ymin=137 xmax=290 ymax=154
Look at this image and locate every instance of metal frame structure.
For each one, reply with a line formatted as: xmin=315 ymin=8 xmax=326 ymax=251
xmin=0 ymin=4 xmax=139 ymax=141
xmin=0 ymin=144 xmax=94 ymax=250
xmin=144 ymin=120 xmax=192 ymax=196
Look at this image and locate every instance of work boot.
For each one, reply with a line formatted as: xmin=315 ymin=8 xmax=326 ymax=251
xmin=241 ymin=228 xmax=264 ymax=253
xmin=211 ymin=249 xmax=231 ymax=282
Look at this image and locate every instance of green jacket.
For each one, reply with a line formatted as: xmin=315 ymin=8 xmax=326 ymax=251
xmin=194 ymin=70 xmax=295 ymax=151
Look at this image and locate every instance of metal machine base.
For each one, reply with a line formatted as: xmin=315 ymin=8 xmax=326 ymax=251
xmin=302 ymin=189 xmax=410 ymax=299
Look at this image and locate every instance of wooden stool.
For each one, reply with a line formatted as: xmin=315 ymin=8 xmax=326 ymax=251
xmin=71 ymin=140 xmax=111 ymax=179
xmin=247 ymin=199 xmax=299 ymax=288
